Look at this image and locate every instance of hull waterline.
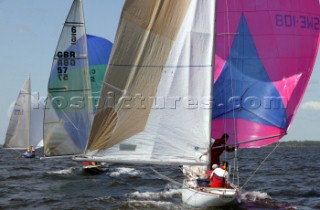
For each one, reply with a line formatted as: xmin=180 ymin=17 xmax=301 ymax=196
xmin=182 ymin=185 xmax=239 ymax=207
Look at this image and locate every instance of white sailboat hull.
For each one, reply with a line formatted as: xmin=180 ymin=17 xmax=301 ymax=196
xmin=182 ymin=185 xmax=239 ymax=207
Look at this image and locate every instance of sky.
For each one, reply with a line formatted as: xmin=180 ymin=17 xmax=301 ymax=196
xmin=0 ymin=0 xmax=319 ymax=145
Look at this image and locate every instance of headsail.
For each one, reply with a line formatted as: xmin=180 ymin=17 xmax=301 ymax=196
xmin=43 ymin=0 xmax=92 ymax=156
xmin=212 ymin=0 xmax=320 ymax=148
xmin=43 ymin=2 xmax=113 ymax=157
xmin=4 ymin=77 xmax=31 ymax=149
xmin=4 ymin=77 xmax=43 ymax=149
xmin=82 ymin=0 xmax=215 ymax=165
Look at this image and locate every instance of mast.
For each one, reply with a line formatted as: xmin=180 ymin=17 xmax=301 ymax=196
xmin=27 ymin=75 xmax=31 ymax=148
xmin=207 ymin=0 xmax=218 ymax=169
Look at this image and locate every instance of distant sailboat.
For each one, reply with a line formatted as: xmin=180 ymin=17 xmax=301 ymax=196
xmin=4 ymin=76 xmax=44 ymax=158
xmin=74 ymin=0 xmax=320 ymax=207
xmin=43 ymin=0 xmax=112 ymax=157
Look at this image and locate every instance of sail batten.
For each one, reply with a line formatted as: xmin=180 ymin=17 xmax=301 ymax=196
xmin=109 ymin=64 xmax=212 ymax=68
xmin=65 ymin=22 xmax=84 ymax=25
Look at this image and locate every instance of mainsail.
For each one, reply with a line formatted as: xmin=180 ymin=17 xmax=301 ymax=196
xmin=212 ymin=0 xmax=320 ymax=148
xmin=43 ymin=0 xmax=92 ymax=156
xmin=4 ymin=76 xmax=44 ymax=149
xmin=81 ymin=0 xmax=215 ymax=165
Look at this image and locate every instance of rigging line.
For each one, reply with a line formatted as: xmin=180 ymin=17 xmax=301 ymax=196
xmin=46 ymin=93 xmax=87 ymax=131
xmin=216 ymin=32 xmax=238 ymax=35
xmin=60 ymin=109 xmax=80 ymax=130
xmin=150 ymin=167 xmax=182 ymax=187
xmin=228 ymin=15 xmax=242 ymax=189
xmin=211 ymin=133 xmax=286 ymax=149
xmin=240 ymin=141 xmax=282 ymax=190
xmin=102 ymin=81 xmax=126 ymax=94
xmin=219 ymin=0 xmax=240 ymax=186
xmin=213 ymin=106 xmax=240 ymax=119
xmin=45 ymin=98 xmax=88 ymax=154
xmin=40 ymin=155 xmax=76 ymax=160
xmin=241 ymin=106 xmax=288 ymax=129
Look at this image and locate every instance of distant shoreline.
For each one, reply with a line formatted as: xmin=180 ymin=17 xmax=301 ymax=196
xmin=270 ymin=140 xmax=320 ymax=147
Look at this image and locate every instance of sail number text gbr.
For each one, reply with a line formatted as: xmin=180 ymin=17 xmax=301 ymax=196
xmin=56 ymin=26 xmax=77 ymax=81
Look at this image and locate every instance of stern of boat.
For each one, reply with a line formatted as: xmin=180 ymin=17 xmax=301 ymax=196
xmin=182 ymin=180 xmax=239 ymax=207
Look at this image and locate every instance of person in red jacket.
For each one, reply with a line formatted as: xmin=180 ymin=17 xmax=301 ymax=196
xmin=205 ymin=164 xmax=218 ymax=180
xmin=209 ymin=161 xmax=230 ymax=188
xmin=210 ymin=133 xmax=235 ymax=166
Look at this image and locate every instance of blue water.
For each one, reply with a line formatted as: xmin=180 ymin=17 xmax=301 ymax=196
xmin=0 ymin=146 xmax=319 ymax=210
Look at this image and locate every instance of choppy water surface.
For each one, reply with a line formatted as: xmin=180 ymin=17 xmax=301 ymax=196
xmin=0 ymin=146 xmax=319 ymax=210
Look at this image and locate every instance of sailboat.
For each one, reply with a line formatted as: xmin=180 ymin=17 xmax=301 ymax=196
xmin=4 ymin=76 xmax=44 ymax=158
xmin=42 ymin=0 xmax=112 ymax=175
xmin=73 ymin=0 xmax=320 ymax=207
xmin=183 ymin=0 xmax=320 ymax=206
xmin=43 ymin=0 xmax=112 ymax=159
